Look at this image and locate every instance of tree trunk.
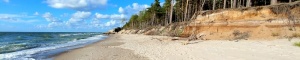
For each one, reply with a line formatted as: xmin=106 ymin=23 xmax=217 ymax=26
xmin=240 ymin=0 xmax=243 ymax=8
xmin=169 ymin=0 xmax=173 ymax=24
xmin=231 ymin=0 xmax=233 ymax=8
xmin=213 ymin=0 xmax=216 ymax=10
xmin=184 ymin=0 xmax=189 ymax=21
xmin=151 ymin=13 xmax=155 ymax=25
xmin=165 ymin=11 xmax=168 ymax=25
xmin=224 ymin=0 xmax=226 ymax=9
xmin=230 ymin=0 xmax=233 ymax=8
xmin=246 ymin=0 xmax=251 ymax=7
xmin=271 ymin=0 xmax=277 ymax=5
xmin=187 ymin=3 xmax=191 ymax=21
xmin=201 ymin=0 xmax=206 ymax=10
xmin=233 ymin=0 xmax=236 ymax=8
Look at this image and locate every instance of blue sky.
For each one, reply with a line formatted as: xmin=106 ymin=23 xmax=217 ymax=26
xmin=0 ymin=0 xmax=162 ymax=32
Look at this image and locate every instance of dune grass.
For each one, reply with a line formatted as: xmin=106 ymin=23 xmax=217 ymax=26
xmin=294 ymin=42 xmax=300 ymax=47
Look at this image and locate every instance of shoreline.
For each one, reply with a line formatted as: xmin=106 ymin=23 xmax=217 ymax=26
xmin=54 ymin=34 xmax=300 ymax=60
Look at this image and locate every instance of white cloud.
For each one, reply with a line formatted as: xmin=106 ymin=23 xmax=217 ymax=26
xmin=0 ymin=14 xmax=38 ymax=23
xmin=34 ymin=12 xmax=39 ymax=15
xmin=48 ymin=22 xmax=64 ymax=28
xmin=66 ymin=11 xmax=91 ymax=27
xmin=104 ymin=20 xmax=116 ymax=26
xmin=121 ymin=3 xmax=150 ymax=15
xmin=43 ymin=12 xmax=61 ymax=22
xmin=71 ymin=11 xmax=91 ymax=19
xmin=40 ymin=11 xmax=122 ymax=29
xmin=46 ymin=0 xmax=108 ymax=11
xmin=110 ymin=14 xmax=126 ymax=20
xmin=118 ymin=7 xmax=125 ymax=14
xmin=42 ymin=12 xmax=66 ymax=28
xmin=60 ymin=13 xmax=69 ymax=17
xmin=42 ymin=12 xmax=93 ymax=29
xmin=89 ymin=3 xmax=149 ymax=29
xmin=3 ymin=0 xmax=9 ymax=3
xmin=0 ymin=14 xmax=17 ymax=21
xmin=95 ymin=13 xmax=109 ymax=19
xmin=0 ymin=14 xmax=21 ymax=18
xmin=39 ymin=3 xmax=149 ymax=30
xmin=94 ymin=13 xmax=126 ymax=20
xmin=69 ymin=11 xmax=91 ymax=22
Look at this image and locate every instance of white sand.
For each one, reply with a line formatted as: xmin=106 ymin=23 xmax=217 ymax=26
xmin=55 ymin=34 xmax=300 ymax=60
xmin=117 ymin=34 xmax=300 ymax=60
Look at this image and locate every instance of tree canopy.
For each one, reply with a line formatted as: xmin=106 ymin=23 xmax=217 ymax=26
xmin=123 ymin=0 xmax=298 ymax=29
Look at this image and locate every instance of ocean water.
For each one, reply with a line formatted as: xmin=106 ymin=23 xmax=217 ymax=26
xmin=0 ymin=32 xmax=107 ymax=60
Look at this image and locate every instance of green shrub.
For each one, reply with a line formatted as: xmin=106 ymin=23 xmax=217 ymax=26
xmin=294 ymin=42 xmax=300 ymax=47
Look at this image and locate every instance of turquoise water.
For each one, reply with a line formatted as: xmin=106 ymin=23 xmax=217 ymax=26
xmin=0 ymin=32 xmax=106 ymax=60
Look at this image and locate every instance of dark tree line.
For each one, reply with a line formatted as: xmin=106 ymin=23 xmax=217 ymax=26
xmin=123 ymin=0 xmax=299 ymax=29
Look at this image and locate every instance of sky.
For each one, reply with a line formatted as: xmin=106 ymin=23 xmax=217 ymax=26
xmin=0 ymin=0 xmax=163 ymax=32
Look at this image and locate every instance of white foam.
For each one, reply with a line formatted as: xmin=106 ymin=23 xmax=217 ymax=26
xmin=59 ymin=34 xmax=71 ymax=37
xmin=0 ymin=35 xmax=106 ymax=60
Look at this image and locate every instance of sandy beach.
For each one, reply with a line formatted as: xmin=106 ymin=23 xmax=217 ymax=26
xmin=54 ymin=34 xmax=300 ymax=60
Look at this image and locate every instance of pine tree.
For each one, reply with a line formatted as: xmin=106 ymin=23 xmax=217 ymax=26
xmin=163 ymin=0 xmax=172 ymax=25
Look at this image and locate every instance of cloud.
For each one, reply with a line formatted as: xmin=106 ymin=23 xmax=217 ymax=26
xmin=89 ymin=3 xmax=149 ymax=28
xmin=94 ymin=13 xmax=126 ymax=20
xmin=34 ymin=12 xmax=39 ymax=16
xmin=48 ymin=22 xmax=65 ymax=28
xmin=43 ymin=12 xmax=61 ymax=22
xmin=0 ymin=14 xmax=18 ymax=21
xmin=60 ymin=13 xmax=69 ymax=17
xmin=68 ymin=11 xmax=91 ymax=23
xmin=93 ymin=3 xmax=149 ymax=20
xmin=104 ymin=20 xmax=116 ymax=26
xmin=42 ymin=12 xmax=65 ymax=28
xmin=42 ymin=12 xmax=94 ymax=29
xmin=46 ymin=0 xmax=108 ymax=11
xmin=3 ymin=0 xmax=9 ymax=3
xmin=71 ymin=11 xmax=91 ymax=19
xmin=120 ymin=3 xmax=150 ymax=14
xmin=95 ymin=13 xmax=109 ymax=19
xmin=66 ymin=11 xmax=91 ymax=27
xmin=0 ymin=14 xmax=20 ymax=18
xmin=40 ymin=3 xmax=149 ymax=30
xmin=118 ymin=7 xmax=125 ymax=14
xmin=110 ymin=14 xmax=126 ymax=20
xmin=0 ymin=14 xmax=38 ymax=23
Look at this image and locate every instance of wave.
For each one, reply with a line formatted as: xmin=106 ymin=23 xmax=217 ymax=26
xmin=0 ymin=35 xmax=107 ymax=60
xmin=59 ymin=34 xmax=71 ymax=37
xmin=0 ymin=43 xmax=40 ymax=54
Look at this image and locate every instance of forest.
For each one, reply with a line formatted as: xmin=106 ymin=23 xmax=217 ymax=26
xmin=122 ymin=0 xmax=299 ymax=29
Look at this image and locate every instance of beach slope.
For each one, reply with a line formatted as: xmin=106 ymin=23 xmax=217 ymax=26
xmin=55 ymin=34 xmax=300 ymax=60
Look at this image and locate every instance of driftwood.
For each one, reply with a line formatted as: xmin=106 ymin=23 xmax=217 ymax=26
xmin=151 ymin=37 xmax=188 ymax=41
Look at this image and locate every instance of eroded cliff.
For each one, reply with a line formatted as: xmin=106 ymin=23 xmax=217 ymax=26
xmin=182 ymin=1 xmax=300 ymax=40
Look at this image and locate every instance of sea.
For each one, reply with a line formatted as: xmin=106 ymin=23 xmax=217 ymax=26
xmin=0 ymin=32 xmax=107 ymax=60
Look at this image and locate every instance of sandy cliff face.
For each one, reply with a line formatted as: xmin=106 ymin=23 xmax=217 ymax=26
xmin=182 ymin=2 xmax=300 ymax=40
